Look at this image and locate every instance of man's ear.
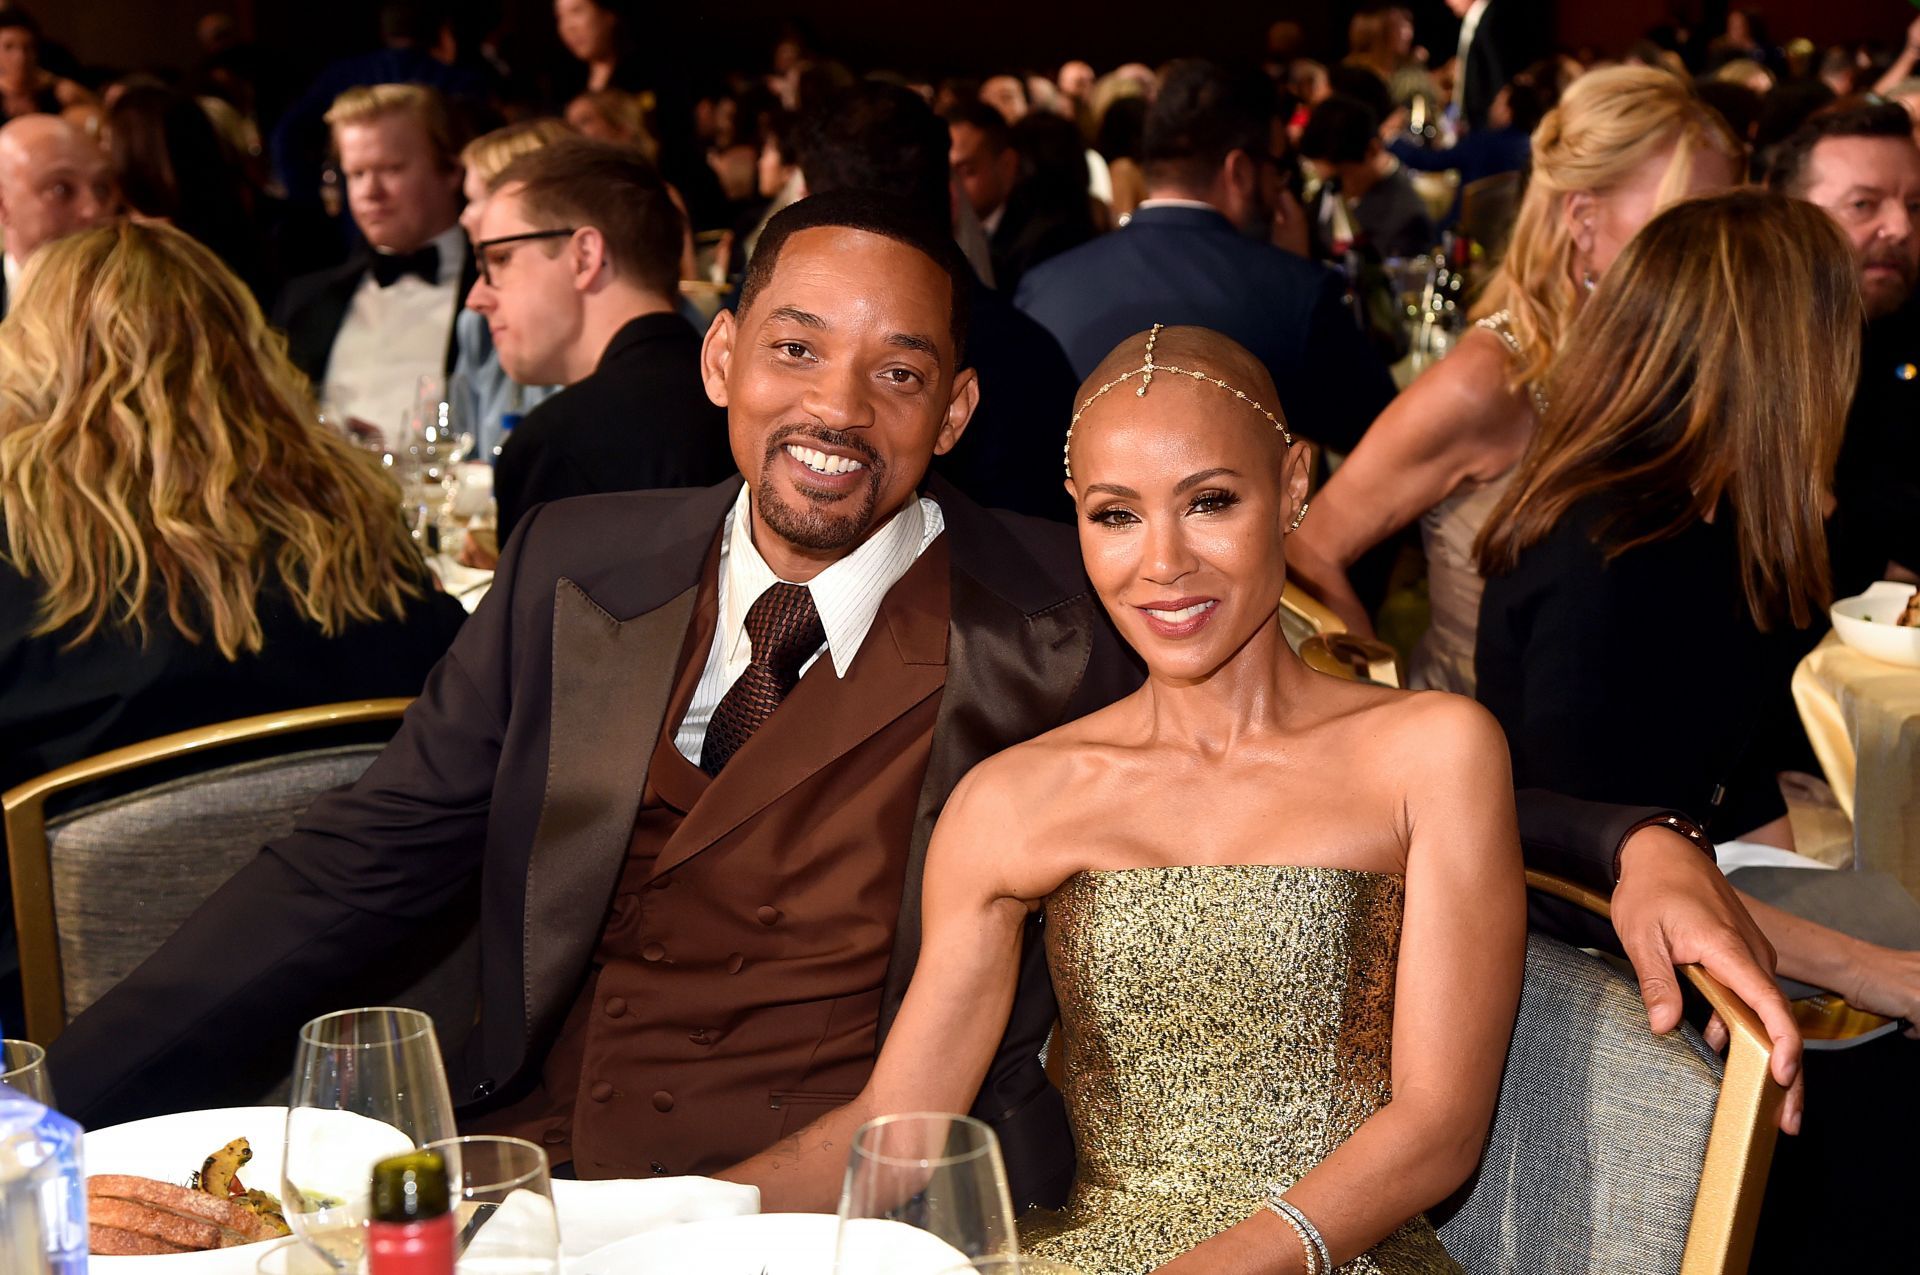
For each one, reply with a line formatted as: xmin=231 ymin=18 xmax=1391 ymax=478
xmin=701 ymin=307 xmax=736 ymax=408
xmin=933 ymin=364 xmax=981 ymax=457
xmin=1223 ymin=147 xmax=1260 ymax=200
xmin=573 ymin=226 xmax=611 ymax=291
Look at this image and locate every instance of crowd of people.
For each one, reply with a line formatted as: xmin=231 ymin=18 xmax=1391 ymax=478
xmin=3 ymin=1 xmax=1919 ymax=1272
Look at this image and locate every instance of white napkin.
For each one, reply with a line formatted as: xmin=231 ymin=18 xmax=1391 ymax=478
xmin=1715 ymin=838 xmax=1838 ymax=874
xmin=551 ymin=1175 xmax=761 ymax=1258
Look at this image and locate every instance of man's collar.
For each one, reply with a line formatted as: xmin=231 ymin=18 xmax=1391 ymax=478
xmin=367 ymin=223 xmax=466 ymax=287
xmin=1134 ymin=196 xmax=1225 ymax=215
xmin=720 ymin=485 xmax=944 ymax=677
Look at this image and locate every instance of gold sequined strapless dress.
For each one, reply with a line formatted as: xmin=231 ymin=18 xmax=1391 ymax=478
xmin=1021 ymin=866 xmax=1460 ymax=1275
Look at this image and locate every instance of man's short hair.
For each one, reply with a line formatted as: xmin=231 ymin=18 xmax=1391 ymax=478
xmin=491 ymin=137 xmax=683 ymax=299
xmin=738 ymin=189 xmax=971 ymax=361
xmin=1143 ymin=59 xmax=1280 ymax=192
xmin=325 ymin=83 xmax=457 ymax=170
xmin=1298 ymin=94 xmax=1380 ymax=165
xmin=946 ymin=101 xmax=1012 ymax=154
xmin=1765 ymin=98 xmax=1915 ymax=196
xmin=793 ymin=81 xmax=952 ymax=225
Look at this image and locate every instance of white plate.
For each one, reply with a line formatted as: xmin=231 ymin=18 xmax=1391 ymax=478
xmin=565 ymin=1213 xmax=971 ymax=1275
xmin=1831 ymin=581 xmax=1920 ymax=668
xmin=85 ymin=1106 xmax=290 ymax=1274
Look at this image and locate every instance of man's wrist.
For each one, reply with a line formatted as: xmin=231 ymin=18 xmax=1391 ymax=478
xmin=1613 ymin=814 xmax=1715 ymax=882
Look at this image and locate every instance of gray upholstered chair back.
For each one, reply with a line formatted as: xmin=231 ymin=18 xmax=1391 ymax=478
xmin=1436 ymin=933 xmax=1723 ymax=1274
xmin=41 ymin=745 xmax=479 ymax=1097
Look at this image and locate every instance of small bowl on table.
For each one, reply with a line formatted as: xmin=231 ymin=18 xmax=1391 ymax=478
xmin=1830 ymin=581 xmax=1920 ymax=669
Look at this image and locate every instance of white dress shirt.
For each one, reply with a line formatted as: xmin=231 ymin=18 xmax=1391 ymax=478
xmin=673 ymin=486 xmax=946 ymax=763
xmin=1455 ymin=0 xmax=1491 ymax=79
xmin=323 ymin=223 xmax=466 ymax=451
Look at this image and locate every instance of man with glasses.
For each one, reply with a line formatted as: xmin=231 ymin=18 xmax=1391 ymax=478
xmin=1769 ymin=100 xmax=1920 ymax=592
xmin=1013 ymin=58 xmax=1394 ymax=454
xmin=467 ymin=137 xmax=732 ymax=543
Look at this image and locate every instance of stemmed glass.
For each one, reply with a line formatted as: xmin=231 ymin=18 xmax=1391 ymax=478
xmin=282 ymin=1007 xmax=459 ymax=1271
xmin=422 ymin=1136 xmax=561 ymax=1275
xmin=833 ymin=1113 xmax=1018 ymax=1275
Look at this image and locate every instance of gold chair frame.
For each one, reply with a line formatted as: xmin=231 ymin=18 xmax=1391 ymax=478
xmin=1524 ymin=870 xmax=1782 ymax=1275
xmin=1282 ymin=580 xmax=1404 ymax=687
xmin=2 ymin=699 xmax=412 ymax=1043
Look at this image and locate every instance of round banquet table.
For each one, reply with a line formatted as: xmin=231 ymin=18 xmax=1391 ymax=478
xmin=1791 ymin=632 xmax=1920 ymax=892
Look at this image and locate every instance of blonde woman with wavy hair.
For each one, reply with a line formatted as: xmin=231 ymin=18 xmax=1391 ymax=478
xmin=1287 ymin=65 xmax=1743 ymax=693
xmin=0 ymin=220 xmax=466 ymax=794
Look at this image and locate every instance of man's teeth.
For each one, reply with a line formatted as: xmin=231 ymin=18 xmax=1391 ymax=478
xmin=785 ymin=444 xmax=866 ymax=476
xmin=1145 ymin=601 xmax=1216 ymax=622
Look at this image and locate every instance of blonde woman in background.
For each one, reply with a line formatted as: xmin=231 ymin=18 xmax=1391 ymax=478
xmin=452 ymin=118 xmax=573 ymax=461
xmin=1287 ymin=66 xmax=1744 ymax=693
xmin=0 ymin=221 xmax=466 ymax=798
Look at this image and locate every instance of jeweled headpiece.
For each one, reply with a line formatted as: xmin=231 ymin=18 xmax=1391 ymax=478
xmin=1063 ymin=323 xmax=1295 ymax=479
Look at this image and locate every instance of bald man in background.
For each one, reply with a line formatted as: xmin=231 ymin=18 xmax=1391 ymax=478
xmin=0 ymin=114 xmax=117 ymax=314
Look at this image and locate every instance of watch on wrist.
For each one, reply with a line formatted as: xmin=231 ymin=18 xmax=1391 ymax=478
xmin=1612 ymin=813 xmax=1714 ymax=882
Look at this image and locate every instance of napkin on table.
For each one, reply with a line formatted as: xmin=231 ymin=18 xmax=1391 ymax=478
xmin=551 ymin=1175 xmax=761 ymax=1257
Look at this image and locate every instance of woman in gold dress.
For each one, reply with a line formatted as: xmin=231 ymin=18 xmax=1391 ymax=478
xmin=727 ymin=325 xmax=1527 ymax=1274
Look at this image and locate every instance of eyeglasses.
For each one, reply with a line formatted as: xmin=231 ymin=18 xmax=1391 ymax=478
xmin=473 ymin=228 xmax=578 ymax=286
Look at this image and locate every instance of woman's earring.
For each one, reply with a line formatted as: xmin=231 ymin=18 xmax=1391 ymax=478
xmin=1289 ymin=501 xmax=1310 ymax=533
xmin=1582 ymin=270 xmax=1597 ymax=293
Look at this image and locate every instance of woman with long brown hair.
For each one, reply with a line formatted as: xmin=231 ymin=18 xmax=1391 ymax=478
xmin=1477 ymin=188 xmax=1920 ymax=1023
xmin=0 ymin=220 xmax=466 ymax=795
xmin=1288 ymin=66 xmax=1743 ymax=693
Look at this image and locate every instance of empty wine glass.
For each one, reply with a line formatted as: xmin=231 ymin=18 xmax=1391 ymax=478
xmin=283 ymin=1008 xmax=459 ymax=1271
xmin=422 ymin=1136 xmax=560 ymax=1275
xmin=834 ymin=1113 xmax=1018 ymax=1275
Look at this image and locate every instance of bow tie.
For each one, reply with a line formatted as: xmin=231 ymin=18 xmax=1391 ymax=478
xmin=370 ymin=244 xmax=440 ymax=288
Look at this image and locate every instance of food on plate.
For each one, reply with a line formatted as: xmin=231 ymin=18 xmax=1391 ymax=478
xmin=1899 ymin=591 xmax=1920 ymax=628
xmin=87 ymin=1137 xmax=292 ymax=1256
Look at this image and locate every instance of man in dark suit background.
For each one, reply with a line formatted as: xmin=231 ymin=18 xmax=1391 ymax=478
xmin=1446 ymin=0 xmax=1538 ymax=134
xmin=49 ymin=192 xmax=1806 ymax=1198
xmin=469 ymin=138 xmax=733 ymax=545
xmin=273 ymin=83 xmax=470 ymax=451
xmin=0 ymin=114 xmax=117 ymax=317
xmin=1014 ymin=59 xmax=1395 ymax=456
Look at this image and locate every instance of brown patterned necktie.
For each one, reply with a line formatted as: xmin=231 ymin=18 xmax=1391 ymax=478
xmin=699 ymin=582 xmax=826 ymax=776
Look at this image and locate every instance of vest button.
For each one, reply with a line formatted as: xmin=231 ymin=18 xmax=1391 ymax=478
xmin=642 ymin=942 xmax=666 ymax=962
xmin=650 ymin=1161 xmax=668 ymax=1175
xmin=725 ymin=953 xmax=745 ymax=974
xmin=652 ymin=1090 xmax=675 ymax=1112
xmin=541 ymin=1128 xmax=567 ymax=1146
xmin=470 ymin=1080 xmax=494 ymax=1100
xmin=649 ymin=876 xmax=671 ymax=890
xmin=589 ymin=1080 xmax=614 ymax=1103
xmin=689 ymin=1028 xmax=714 ymax=1045
xmin=605 ymin=996 xmax=627 ymax=1018
xmin=756 ymin=905 xmax=780 ymax=926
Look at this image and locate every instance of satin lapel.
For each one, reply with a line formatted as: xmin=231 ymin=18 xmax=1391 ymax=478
xmin=652 ymin=537 xmax=952 ymax=879
xmin=878 ymin=567 xmax=1097 ymax=1032
xmin=521 ymin=578 xmax=697 ymax=1036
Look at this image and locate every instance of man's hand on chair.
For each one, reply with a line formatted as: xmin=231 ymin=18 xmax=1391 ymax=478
xmin=1611 ymin=826 xmax=1805 ymax=1135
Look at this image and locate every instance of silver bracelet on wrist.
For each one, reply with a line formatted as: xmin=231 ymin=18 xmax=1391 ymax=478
xmin=1265 ymin=1191 xmax=1332 ymax=1274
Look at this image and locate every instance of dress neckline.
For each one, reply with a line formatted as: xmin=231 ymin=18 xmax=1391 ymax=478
xmin=1067 ymin=863 xmax=1405 ymax=882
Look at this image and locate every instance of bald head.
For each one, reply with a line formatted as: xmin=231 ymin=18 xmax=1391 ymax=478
xmin=0 ymin=115 xmax=115 ymax=265
xmin=1069 ymin=325 xmax=1291 ymax=479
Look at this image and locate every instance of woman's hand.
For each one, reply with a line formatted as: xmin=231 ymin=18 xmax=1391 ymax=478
xmin=1839 ymin=940 xmax=1920 ymax=1037
xmin=1150 ymin=1210 xmax=1306 ymax=1274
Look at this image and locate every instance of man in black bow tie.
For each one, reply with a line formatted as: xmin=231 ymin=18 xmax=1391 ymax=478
xmin=273 ymin=83 xmax=471 ymax=450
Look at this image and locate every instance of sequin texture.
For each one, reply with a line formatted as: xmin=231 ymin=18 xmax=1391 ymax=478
xmin=1022 ymin=866 xmax=1460 ymax=1274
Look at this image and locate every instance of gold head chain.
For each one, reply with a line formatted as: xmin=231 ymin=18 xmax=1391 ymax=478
xmin=1063 ymin=324 xmax=1295 ymax=479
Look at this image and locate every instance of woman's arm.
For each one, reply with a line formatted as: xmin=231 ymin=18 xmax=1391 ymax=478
xmin=1735 ymin=890 xmax=1920 ymax=1037
xmin=1157 ymin=698 xmax=1526 ymax=1273
xmin=1287 ymin=332 xmax=1532 ymax=635
xmin=718 ymin=763 xmax=1038 ymax=1211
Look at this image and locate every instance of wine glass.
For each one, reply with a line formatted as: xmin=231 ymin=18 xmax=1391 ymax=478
xmin=421 ymin=1136 xmax=560 ymax=1275
xmin=0 ymin=1040 xmax=53 ymax=1104
xmin=283 ymin=1008 xmax=459 ymax=1271
xmin=833 ymin=1113 xmax=1018 ymax=1275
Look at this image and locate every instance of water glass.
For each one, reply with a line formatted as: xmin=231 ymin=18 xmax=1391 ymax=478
xmin=422 ymin=1136 xmax=560 ymax=1275
xmin=283 ymin=1007 xmax=459 ymax=1271
xmin=0 ymin=1040 xmax=53 ymax=1105
xmin=834 ymin=1113 xmax=1018 ymax=1275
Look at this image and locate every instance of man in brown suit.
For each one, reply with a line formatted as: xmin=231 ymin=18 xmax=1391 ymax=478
xmin=50 ymin=192 xmax=1806 ymax=1197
